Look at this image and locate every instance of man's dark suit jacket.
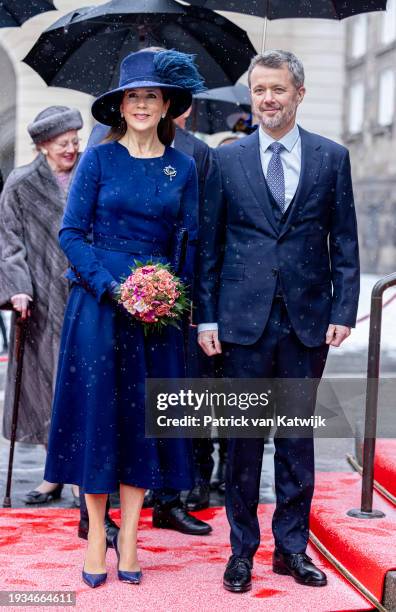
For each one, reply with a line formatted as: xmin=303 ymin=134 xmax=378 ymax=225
xmin=197 ymin=126 xmax=360 ymax=348
xmin=173 ymin=127 xmax=212 ymax=280
xmin=174 ymin=126 xmax=211 ymax=208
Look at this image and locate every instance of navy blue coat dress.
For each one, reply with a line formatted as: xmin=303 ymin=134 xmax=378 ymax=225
xmin=44 ymin=141 xmax=197 ymax=493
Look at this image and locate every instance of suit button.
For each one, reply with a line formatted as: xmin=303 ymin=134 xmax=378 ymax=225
xmin=272 ymin=268 xmax=279 ymax=276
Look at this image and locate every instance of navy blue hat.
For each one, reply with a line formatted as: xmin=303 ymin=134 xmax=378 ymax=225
xmin=92 ymin=49 xmax=206 ymax=125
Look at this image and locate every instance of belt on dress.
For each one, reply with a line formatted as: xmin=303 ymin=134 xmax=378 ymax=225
xmin=92 ymin=234 xmax=169 ymax=257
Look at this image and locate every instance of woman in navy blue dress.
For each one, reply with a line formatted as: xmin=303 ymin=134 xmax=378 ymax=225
xmin=44 ymin=49 xmax=205 ymax=587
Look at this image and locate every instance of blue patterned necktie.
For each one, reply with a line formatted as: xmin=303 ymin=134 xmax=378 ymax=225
xmin=267 ymin=142 xmax=285 ymax=213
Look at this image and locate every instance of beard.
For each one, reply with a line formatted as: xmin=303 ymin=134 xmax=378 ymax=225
xmin=257 ymin=98 xmax=299 ymax=130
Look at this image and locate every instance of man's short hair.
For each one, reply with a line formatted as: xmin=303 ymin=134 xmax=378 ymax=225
xmin=248 ymin=50 xmax=305 ymax=89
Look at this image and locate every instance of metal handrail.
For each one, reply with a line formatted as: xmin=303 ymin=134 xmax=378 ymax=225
xmin=348 ymin=271 xmax=396 ymax=519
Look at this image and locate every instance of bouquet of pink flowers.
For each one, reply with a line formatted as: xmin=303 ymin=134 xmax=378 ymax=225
xmin=118 ymin=261 xmax=190 ymax=334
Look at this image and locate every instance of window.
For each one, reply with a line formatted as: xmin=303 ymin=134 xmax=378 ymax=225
xmin=378 ymin=69 xmax=395 ymax=126
xmin=348 ymin=82 xmax=364 ymax=134
xmin=381 ymin=0 xmax=396 ymax=45
xmin=350 ymin=14 xmax=367 ymax=58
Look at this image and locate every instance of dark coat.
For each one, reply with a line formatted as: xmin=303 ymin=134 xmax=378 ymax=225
xmin=197 ymin=127 xmax=360 ymax=347
xmin=0 ymin=154 xmax=78 ymax=444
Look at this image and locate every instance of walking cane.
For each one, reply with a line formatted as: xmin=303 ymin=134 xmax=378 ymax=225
xmin=1 ymin=304 xmax=28 ymax=508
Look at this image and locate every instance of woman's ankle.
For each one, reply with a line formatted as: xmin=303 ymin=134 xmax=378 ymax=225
xmin=35 ymin=481 xmax=59 ymax=494
xmin=117 ymin=531 xmax=140 ymax=570
xmin=87 ymin=525 xmax=106 ymax=542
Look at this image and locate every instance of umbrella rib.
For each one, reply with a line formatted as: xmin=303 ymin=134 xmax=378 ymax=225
xmin=40 ymin=24 xmax=128 ymax=89
xmin=329 ymin=0 xmax=340 ymax=19
xmin=3 ymin=5 xmax=24 ymax=22
xmin=46 ymin=30 xmax=97 ymax=85
xmin=107 ymin=26 xmax=132 ymax=91
xmin=177 ymin=22 xmax=234 ymax=85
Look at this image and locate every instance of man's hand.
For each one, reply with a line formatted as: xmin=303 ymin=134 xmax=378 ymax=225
xmin=198 ymin=329 xmax=222 ymax=356
xmin=11 ymin=293 xmax=32 ymax=319
xmin=326 ymin=324 xmax=351 ymax=347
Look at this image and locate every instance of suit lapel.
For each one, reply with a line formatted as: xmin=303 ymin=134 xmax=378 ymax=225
xmin=239 ymin=131 xmax=279 ymax=236
xmin=279 ymin=127 xmax=323 ymax=239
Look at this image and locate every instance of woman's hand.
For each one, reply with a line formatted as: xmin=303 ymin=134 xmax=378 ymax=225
xmin=11 ymin=294 xmax=32 ymax=319
xmin=108 ymin=281 xmax=120 ymax=300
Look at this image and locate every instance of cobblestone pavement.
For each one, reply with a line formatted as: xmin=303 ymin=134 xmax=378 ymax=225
xmin=1 ymin=345 xmax=395 ymax=510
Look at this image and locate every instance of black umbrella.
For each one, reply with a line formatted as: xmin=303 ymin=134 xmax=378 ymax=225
xmin=188 ymin=98 xmax=251 ymax=134
xmin=195 ymin=83 xmax=251 ymax=106
xmin=186 ymin=1 xmax=388 ymax=51
xmin=23 ymin=0 xmax=256 ymax=97
xmin=0 ymin=0 xmax=55 ymax=28
xmin=186 ymin=0 xmax=387 ymax=19
xmin=189 ymin=83 xmax=251 ymax=134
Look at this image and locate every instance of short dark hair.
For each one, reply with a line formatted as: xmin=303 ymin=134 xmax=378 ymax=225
xmin=248 ymin=50 xmax=305 ymax=89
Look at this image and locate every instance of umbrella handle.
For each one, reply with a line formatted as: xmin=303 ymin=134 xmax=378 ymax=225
xmin=2 ymin=314 xmax=28 ymax=508
xmin=260 ymin=0 xmax=270 ymax=53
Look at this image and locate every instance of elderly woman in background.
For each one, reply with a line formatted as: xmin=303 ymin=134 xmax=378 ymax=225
xmin=0 ymin=106 xmax=83 ymax=505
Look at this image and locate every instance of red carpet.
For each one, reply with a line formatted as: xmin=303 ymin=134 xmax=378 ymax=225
xmin=311 ymin=472 xmax=396 ymax=604
xmin=0 ymin=505 xmax=370 ymax=611
xmin=374 ymin=439 xmax=396 ymax=500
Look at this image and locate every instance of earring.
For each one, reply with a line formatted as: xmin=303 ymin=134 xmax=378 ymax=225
xmin=120 ymin=112 xmax=124 ymax=118
xmin=161 ymin=113 xmax=166 ymax=119
xmin=41 ymin=148 xmax=48 ymax=155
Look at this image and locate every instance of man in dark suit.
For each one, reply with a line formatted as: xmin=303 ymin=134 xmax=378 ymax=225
xmin=197 ymin=50 xmax=360 ymax=592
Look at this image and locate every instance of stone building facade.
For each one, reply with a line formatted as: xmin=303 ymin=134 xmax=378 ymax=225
xmin=344 ymin=1 xmax=396 ymax=273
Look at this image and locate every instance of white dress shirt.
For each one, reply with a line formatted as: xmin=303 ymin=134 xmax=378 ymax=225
xmin=198 ymin=124 xmax=302 ymax=334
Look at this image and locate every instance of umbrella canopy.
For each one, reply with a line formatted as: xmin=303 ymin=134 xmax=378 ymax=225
xmin=188 ymin=99 xmax=251 ymax=134
xmin=23 ymin=0 xmax=256 ymax=97
xmin=186 ymin=0 xmax=388 ymax=19
xmin=0 ymin=0 xmax=55 ymax=28
xmin=189 ymin=84 xmax=251 ymax=134
xmin=195 ymin=83 xmax=250 ymax=106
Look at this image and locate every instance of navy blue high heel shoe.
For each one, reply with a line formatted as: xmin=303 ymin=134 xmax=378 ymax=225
xmin=112 ymin=534 xmax=142 ymax=584
xmin=82 ymin=569 xmax=107 ymax=588
xmin=82 ymin=540 xmax=108 ymax=588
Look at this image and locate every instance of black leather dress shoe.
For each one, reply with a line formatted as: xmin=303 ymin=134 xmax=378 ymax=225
xmin=78 ymin=515 xmax=119 ymax=549
xmin=223 ymin=555 xmax=252 ymax=593
xmin=152 ymin=503 xmax=212 ymax=535
xmin=272 ymin=550 xmax=327 ymax=586
xmin=23 ymin=484 xmax=63 ymax=505
xmin=185 ymin=484 xmax=210 ymax=511
xmin=218 ymin=482 xmax=226 ymax=495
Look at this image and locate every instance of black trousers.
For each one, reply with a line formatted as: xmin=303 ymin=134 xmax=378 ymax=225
xmin=153 ymin=325 xmax=221 ymax=506
xmin=222 ymin=298 xmax=328 ymax=559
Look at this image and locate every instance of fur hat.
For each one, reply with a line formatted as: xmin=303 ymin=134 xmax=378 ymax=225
xmin=92 ymin=49 xmax=206 ymax=125
xmin=28 ymin=106 xmax=83 ymax=144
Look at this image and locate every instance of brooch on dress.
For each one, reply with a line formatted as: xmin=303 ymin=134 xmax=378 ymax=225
xmin=163 ymin=165 xmax=177 ymax=181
